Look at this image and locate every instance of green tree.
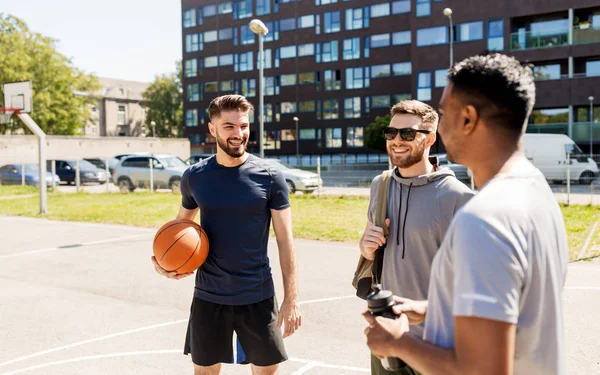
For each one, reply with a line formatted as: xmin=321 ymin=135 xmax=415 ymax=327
xmin=364 ymin=114 xmax=391 ymax=152
xmin=142 ymin=62 xmax=183 ymax=138
xmin=0 ymin=14 xmax=100 ymax=135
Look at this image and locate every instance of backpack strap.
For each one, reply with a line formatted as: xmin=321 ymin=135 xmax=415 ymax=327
xmin=372 ymin=169 xmax=393 ymax=284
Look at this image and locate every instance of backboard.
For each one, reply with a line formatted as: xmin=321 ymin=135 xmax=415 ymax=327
xmin=3 ymin=81 xmax=32 ymax=113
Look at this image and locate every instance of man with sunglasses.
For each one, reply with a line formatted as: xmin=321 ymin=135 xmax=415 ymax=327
xmin=364 ymin=54 xmax=568 ymax=375
xmin=360 ymin=100 xmax=474 ymax=375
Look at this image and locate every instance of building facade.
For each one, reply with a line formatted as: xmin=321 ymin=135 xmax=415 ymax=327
xmin=181 ymin=0 xmax=600 ymax=165
xmin=84 ymin=77 xmax=150 ymax=137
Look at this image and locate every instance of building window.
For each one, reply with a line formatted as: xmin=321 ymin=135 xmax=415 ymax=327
xmin=324 ymin=69 xmax=341 ymax=90
xmin=316 ymin=41 xmax=339 ymax=63
xmin=316 ymin=0 xmax=337 ymax=5
xmin=204 ymin=56 xmax=218 ymax=68
xmin=187 ymin=84 xmax=201 ymax=102
xmin=346 ymin=67 xmax=370 ymax=89
xmin=417 ymin=72 xmax=432 ymax=101
xmin=417 ymin=26 xmax=447 ymax=46
xmin=370 ymin=3 xmax=390 ymax=18
xmin=456 ymin=21 xmax=484 ymax=42
xmin=204 ymin=81 xmax=219 ymax=93
xmin=185 ymin=33 xmax=202 ymax=52
xmin=264 ymin=21 xmax=279 ymax=42
xmin=392 ymin=31 xmax=411 ymax=45
xmin=325 ymin=128 xmax=343 ymax=148
xmin=117 ymin=105 xmax=126 ymax=125
xmin=219 ymin=2 xmax=233 ymax=14
xmin=343 ymin=38 xmax=360 ymax=60
xmin=371 ymin=64 xmax=391 ymax=78
xmin=587 ymin=60 xmax=600 ymax=77
xmin=345 ymin=7 xmax=369 ymax=31
xmin=318 ymin=99 xmax=339 ymax=120
xmin=219 ymin=54 xmax=234 ymax=66
xmin=393 ymin=93 xmax=411 ymax=103
xmin=299 ymin=100 xmax=316 ymax=112
xmin=183 ymin=9 xmax=196 ymax=28
xmin=236 ymin=78 xmax=257 ymax=97
xmin=234 ymin=0 xmax=253 ymax=19
xmin=280 ymin=17 xmax=297 ymax=32
xmin=416 ymin=0 xmax=430 ymax=17
xmin=488 ymin=19 xmax=504 ymax=51
xmin=240 ymin=25 xmax=255 ymax=45
xmin=204 ymin=30 xmax=218 ymax=43
xmin=184 ymin=59 xmax=197 ymax=77
xmin=372 ymin=95 xmax=391 ymax=108
xmin=256 ymin=0 xmax=270 ymax=15
xmin=392 ymin=0 xmax=410 ymax=14
xmin=347 ymin=126 xmax=364 ymax=147
xmin=235 ymin=51 xmax=253 ymax=72
xmin=264 ymin=130 xmax=280 ymax=150
xmin=434 ymin=69 xmax=449 ymax=87
xmin=219 ymin=28 xmax=234 ymax=41
xmin=265 ymin=77 xmax=280 ymax=96
xmin=533 ymin=64 xmax=561 ymax=80
xmin=220 ymin=80 xmax=235 ymax=91
xmin=280 ymin=45 xmax=297 ymax=59
xmin=298 ymin=43 xmax=315 ymax=56
xmin=344 ymin=97 xmax=361 ymax=119
xmin=324 ymin=11 xmax=341 ymax=33
xmin=280 ymin=74 xmax=297 ymax=86
xmin=370 ymin=33 xmax=391 ymax=48
xmin=186 ymin=109 xmax=198 ymax=127
xmin=298 ymin=15 xmax=315 ymax=28
xmin=392 ymin=62 xmax=412 ymax=76
xmin=203 ymin=4 xmax=217 ymax=17
xmin=299 ymin=72 xmax=318 ymax=84
xmin=256 ymin=49 xmax=272 ymax=69
xmin=299 ymin=128 xmax=319 ymax=140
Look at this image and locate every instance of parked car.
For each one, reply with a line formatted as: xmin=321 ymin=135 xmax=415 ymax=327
xmin=46 ymin=159 xmax=108 ymax=184
xmin=0 ymin=163 xmax=60 ymax=187
xmin=432 ymin=153 xmax=470 ymax=182
xmin=187 ymin=154 xmax=214 ymax=165
xmin=263 ymin=159 xmax=322 ymax=194
xmin=84 ymin=157 xmax=120 ymax=176
xmin=112 ymin=153 xmax=188 ymax=192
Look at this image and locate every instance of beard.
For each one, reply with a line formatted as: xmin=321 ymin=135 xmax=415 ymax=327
xmin=387 ymin=139 xmax=426 ymax=169
xmin=216 ymin=132 xmax=248 ymax=158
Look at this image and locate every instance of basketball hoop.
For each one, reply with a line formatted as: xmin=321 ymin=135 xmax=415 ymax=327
xmin=0 ymin=107 xmax=20 ymax=124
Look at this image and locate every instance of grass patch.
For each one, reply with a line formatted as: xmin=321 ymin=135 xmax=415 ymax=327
xmin=0 ymin=192 xmax=598 ymax=260
xmin=0 ymin=185 xmax=38 ymax=196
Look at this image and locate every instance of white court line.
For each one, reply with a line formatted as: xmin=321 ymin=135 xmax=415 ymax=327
xmin=0 ymin=234 xmax=149 ymax=259
xmin=578 ymin=221 xmax=599 ymax=260
xmin=0 ymin=296 xmax=355 ymax=368
xmin=565 ymin=286 xmax=600 ymax=291
xmin=289 ymin=363 xmax=315 ymax=375
xmin=289 ymin=357 xmax=369 ymax=373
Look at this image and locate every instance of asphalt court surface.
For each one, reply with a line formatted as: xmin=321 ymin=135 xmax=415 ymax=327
xmin=0 ymin=216 xmax=599 ymax=374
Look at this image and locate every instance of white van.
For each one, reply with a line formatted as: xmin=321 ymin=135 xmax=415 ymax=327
xmin=523 ymin=134 xmax=598 ymax=184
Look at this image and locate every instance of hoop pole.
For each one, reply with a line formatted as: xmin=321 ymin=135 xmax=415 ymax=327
xmin=17 ymin=113 xmax=47 ymax=214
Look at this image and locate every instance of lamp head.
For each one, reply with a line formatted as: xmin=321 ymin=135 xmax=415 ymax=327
xmin=443 ymin=8 xmax=453 ymax=17
xmin=249 ymin=19 xmax=269 ymax=35
xmin=589 ymin=96 xmax=595 ymax=102
xmin=293 ymin=117 xmax=299 ymax=122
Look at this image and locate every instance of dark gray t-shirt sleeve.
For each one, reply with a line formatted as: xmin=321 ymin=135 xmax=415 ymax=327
xmin=268 ymin=168 xmax=291 ymax=210
xmin=452 ymin=212 xmax=525 ymax=324
xmin=180 ymin=168 xmax=198 ymax=210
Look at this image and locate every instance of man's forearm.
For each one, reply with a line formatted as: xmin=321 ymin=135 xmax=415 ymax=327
xmin=392 ymin=334 xmax=461 ymax=375
xmin=278 ymin=236 xmax=298 ymax=301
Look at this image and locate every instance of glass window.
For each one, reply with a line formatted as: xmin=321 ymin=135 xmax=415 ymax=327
xmin=264 ymin=130 xmax=280 ymax=150
xmin=219 ymin=28 xmax=234 ymax=40
xmin=371 ymin=64 xmax=391 ymax=78
xmin=235 ymin=0 xmax=253 ymax=19
xmin=235 ymin=78 xmax=256 ymax=97
xmin=256 ymin=0 xmax=270 ymax=16
xmin=280 ymin=17 xmax=297 ymax=31
xmin=392 ymin=62 xmax=411 ymax=76
xmin=372 ymin=95 xmax=391 ymax=108
xmin=324 ymin=11 xmax=341 ymax=33
xmin=220 ymin=80 xmax=234 ymax=91
xmin=184 ymin=59 xmax=198 ymax=77
xmin=219 ymin=2 xmax=233 ymax=14
xmin=457 ymin=21 xmax=483 ymax=42
xmin=203 ymin=4 xmax=217 ymax=17
xmin=299 ymin=72 xmax=317 ymax=84
xmin=324 ymin=69 xmax=341 ymax=90
xmin=345 ymin=7 xmax=369 ymax=30
xmin=533 ymin=64 xmax=561 ymax=80
xmin=393 ymin=93 xmax=411 ymax=103
xmin=416 ymin=0 xmax=430 ymax=17
xmin=185 ymin=33 xmax=202 ymax=52
xmin=298 ymin=43 xmax=315 ymax=56
xmin=347 ymin=126 xmax=364 ymax=147
xmin=417 ymin=26 xmax=447 ymax=46
xmin=343 ymin=38 xmax=360 ymax=60
xmin=265 ymin=76 xmax=280 ymax=96
xmin=529 ymin=108 xmax=569 ymax=124
xmin=392 ymin=0 xmax=410 ymax=14
xmin=204 ymin=30 xmax=218 ymax=43
xmin=344 ymin=97 xmax=361 ymax=119
xmin=281 ymin=102 xmax=297 ymax=113
xmin=488 ymin=19 xmax=504 ymax=51
xmin=186 ymin=109 xmax=198 ymax=127
xmin=370 ymin=3 xmax=390 ymax=18
xmin=264 ymin=21 xmax=279 ymax=42
xmin=183 ymin=9 xmax=196 ymax=28
xmin=586 ymin=60 xmax=600 ymax=77
xmin=530 ymin=19 xmax=569 ymax=36
xmin=204 ymin=81 xmax=218 ymax=93
xmin=280 ymin=45 xmax=297 ymax=59
xmin=219 ymin=54 xmax=234 ymax=66
xmin=187 ymin=84 xmax=200 ymax=102
xmin=417 ymin=72 xmax=432 ymax=101
xmin=240 ymin=25 xmax=255 ymax=45
xmin=316 ymin=0 xmax=338 ymax=4
xmin=235 ymin=51 xmax=253 ymax=72
xmin=435 ymin=69 xmax=449 ymax=87
xmin=204 ymin=56 xmax=218 ymax=68
xmin=281 ymin=74 xmax=297 ymax=86
xmin=256 ymin=49 xmax=272 ymax=69
xmin=316 ymin=41 xmax=339 ymax=63
xmin=346 ymin=67 xmax=370 ymax=89
xmin=325 ymin=128 xmax=343 ymax=148
xmin=392 ymin=30 xmax=411 ymax=45
xmin=371 ymin=33 xmax=391 ymax=48
xmin=300 ymin=128 xmax=318 ymax=140
xmin=319 ymin=99 xmax=339 ymax=120
xmin=298 ymin=15 xmax=315 ymax=28
xmin=299 ymin=100 xmax=316 ymax=112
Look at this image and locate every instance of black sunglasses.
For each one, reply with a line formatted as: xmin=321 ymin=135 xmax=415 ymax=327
xmin=382 ymin=128 xmax=432 ymax=141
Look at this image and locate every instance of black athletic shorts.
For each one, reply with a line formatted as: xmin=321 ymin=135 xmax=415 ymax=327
xmin=183 ymin=296 xmax=288 ymax=367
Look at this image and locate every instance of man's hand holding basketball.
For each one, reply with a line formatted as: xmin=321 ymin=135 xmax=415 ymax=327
xmin=151 ymin=256 xmax=194 ymax=280
xmin=360 ymin=218 xmax=390 ymax=260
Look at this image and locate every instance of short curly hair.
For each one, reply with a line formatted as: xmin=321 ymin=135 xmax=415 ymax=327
xmin=448 ymin=53 xmax=536 ymax=137
xmin=207 ymin=94 xmax=254 ymax=121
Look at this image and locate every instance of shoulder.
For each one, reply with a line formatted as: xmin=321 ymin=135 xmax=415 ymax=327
xmin=246 ymin=156 xmax=282 ymax=178
xmin=186 ymin=155 xmax=214 ymax=175
xmin=435 ymin=175 xmax=475 ymax=199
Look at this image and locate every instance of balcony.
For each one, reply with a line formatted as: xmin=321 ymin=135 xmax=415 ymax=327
xmin=510 ymin=29 xmax=568 ymax=51
xmin=574 ymin=24 xmax=600 ymax=45
xmin=526 ymin=123 xmax=568 ymax=135
xmin=572 ymin=122 xmax=600 ymax=143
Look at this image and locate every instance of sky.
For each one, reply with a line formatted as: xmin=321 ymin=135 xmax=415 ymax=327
xmin=2 ymin=0 xmax=182 ymax=83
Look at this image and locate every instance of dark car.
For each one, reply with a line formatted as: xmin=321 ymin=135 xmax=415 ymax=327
xmin=47 ymin=160 xmax=108 ymax=185
xmin=186 ymin=154 xmax=213 ymax=165
xmin=84 ymin=157 xmax=120 ymax=175
xmin=0 ymin=163 xmax=60 ymax=187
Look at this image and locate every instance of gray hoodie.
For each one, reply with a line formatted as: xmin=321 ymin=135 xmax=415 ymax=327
xmin=367 ymin=164 xmax=474 ymax=337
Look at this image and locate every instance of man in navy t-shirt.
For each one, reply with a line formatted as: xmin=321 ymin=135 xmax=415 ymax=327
xmin=152 ymin=94 xmax=301 ymax=375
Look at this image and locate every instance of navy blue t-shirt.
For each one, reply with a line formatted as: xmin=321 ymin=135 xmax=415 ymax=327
xmin=180 ymin=154 xmax=290 ymax=305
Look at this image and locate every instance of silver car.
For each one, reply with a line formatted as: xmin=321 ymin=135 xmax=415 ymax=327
xmin=112 ymin=154 xmax=188 ymax=193
xmin=264 ymin=159 xmax=323 ymax=194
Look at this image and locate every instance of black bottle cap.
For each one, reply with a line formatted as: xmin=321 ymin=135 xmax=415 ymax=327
xmin=366 ymin=284 xmax=395 ymax=313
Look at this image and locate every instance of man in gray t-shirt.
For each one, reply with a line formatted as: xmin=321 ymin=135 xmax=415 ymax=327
xmin=363 ymin=54 xmax=568 ymax=375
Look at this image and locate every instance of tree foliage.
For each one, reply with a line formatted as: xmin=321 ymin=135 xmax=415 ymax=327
xmin=142 ymin=62 xmax=183 ymax=138
xmin=364 ymin=114 xmax=391 ymax=152
xmin=0 ymin=14 xmax=100 ymax=135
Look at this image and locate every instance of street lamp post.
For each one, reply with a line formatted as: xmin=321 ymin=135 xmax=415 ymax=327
xmin=151 ymin=121 xmax=156 ymax=137
xmin=249 ymin=19 xmax=269 ymax=159
xmin=443 ymin=8 xmax=454 ymax=69
xmin=589 ymin=96 xmax=595 ymax=157
xmin=293 ymin=116 xmax=300 ymax=166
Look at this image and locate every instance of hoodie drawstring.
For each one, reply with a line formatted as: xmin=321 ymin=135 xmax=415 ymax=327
xmin=396 ymin=183 xmax=403 ymax=246
xmin=401 ymin=183 xmax=413 ymax=259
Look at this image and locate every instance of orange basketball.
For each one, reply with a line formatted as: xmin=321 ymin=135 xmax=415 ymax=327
xmin=153 ymin=219 xmax=209 ymax=274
